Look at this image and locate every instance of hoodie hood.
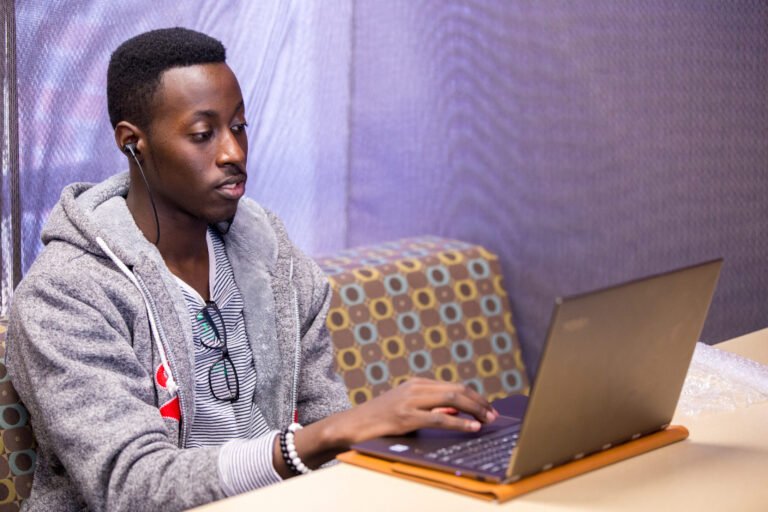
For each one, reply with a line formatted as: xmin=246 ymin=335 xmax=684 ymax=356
xmin=41 ymin=172 xmax=163 ymax=269
xmin=41 ymin=171 xmax=280 ymax=273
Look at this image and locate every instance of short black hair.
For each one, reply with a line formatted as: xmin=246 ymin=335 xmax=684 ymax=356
xmin=107 ymin=27 xmax=226 ymax=129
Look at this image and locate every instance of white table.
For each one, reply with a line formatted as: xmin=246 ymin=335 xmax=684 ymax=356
xmin=193 ymin=328 xmax=768 ymax=512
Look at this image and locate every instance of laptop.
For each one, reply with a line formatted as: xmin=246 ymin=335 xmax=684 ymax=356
xmin=352 ymin=259 xmax=722 ymax=483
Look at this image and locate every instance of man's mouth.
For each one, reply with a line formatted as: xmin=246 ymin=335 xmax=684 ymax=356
xmin=216 ymin=175 xmax=246 ymax=199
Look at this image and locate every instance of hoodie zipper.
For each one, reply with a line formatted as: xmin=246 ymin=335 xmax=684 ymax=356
xmin=134 ymin=274 xmax=189 ymax=447
xmin=288 ymin=257 xmax=302 ymax=425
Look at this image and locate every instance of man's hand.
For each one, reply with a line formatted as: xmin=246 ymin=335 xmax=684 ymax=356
xmin=339 ymin=377 xmax=499 ymax=443
xmin=273 ymin=378 xmax=499 ymax=478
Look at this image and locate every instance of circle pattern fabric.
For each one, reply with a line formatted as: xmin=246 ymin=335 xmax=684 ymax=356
xmin=317 ymin=236 xmax=529 ymax=406
xmin=0 ymin=318 xmax=36 ymax=511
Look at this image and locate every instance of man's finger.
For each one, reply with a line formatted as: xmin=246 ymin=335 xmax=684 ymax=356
xmin=415 ymin=410 xmax=483 ymax=432
xmin=430 ymin=406 xmax=458 ymax=415
xmin=407 ymin=382 xmax=497 ymax=423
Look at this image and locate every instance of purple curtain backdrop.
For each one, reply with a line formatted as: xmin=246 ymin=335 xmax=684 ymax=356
xmin=347 ymin=1 xmax=768 ymax=372
xmin=4 ymin=1 xmax=767 ymax=376
xmin=10 ymin=0 xmax=351 ymax=274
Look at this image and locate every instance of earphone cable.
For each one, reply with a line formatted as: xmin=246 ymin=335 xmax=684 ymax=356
xmin=128 ymin=148 xmax=161 ymax=246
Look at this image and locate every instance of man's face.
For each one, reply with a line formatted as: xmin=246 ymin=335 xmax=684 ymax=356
xmin=143 ymin=62 xmax=248 ymax=226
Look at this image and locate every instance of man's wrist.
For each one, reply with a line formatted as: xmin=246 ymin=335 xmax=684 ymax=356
xmin=316 ymin=411 xmax=356 ymax=451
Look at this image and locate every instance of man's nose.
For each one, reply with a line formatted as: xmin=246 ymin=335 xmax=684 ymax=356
xmin=216 ymin=129 xmax=246 ymax=169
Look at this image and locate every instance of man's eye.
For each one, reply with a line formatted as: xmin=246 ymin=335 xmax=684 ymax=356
xmin=231 ymin=122 xmax=248 ymax=134
xmin=191 ymin=131 xmax=213 ymax=142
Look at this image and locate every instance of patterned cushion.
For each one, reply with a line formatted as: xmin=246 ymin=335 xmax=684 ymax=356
xmin=316 ymin=236 xmax=529 ymax=406
xmin=0 ymin=317 xmax=36 ymax=511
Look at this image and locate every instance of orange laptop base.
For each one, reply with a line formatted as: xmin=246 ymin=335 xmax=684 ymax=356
xmin=337 ymin=425 xmax=688 ymax=503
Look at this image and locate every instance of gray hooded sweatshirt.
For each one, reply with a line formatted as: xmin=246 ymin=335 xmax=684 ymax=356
xmin=7 ymin=173 xmax=350 ymax=511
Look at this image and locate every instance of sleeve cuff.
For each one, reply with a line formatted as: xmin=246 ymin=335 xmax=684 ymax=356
xmin=218 ymin=431 xmax=283 ymax=496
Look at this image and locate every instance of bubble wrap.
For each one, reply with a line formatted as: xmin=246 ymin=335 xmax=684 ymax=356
xmin=677 ymin=342 xmax=768 ymax=417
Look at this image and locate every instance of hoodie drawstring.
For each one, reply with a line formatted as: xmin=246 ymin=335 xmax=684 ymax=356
xmin=95 ymin=237 xmax=179 ymax=396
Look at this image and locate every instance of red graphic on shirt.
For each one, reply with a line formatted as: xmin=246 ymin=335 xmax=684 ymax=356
xmin=155 ymin=363 xmax=170 ymax=388
xmin=159 ymin=396 xmax=181 ymax=421
xmin=155 ymin=363 xmax=181 ymax=422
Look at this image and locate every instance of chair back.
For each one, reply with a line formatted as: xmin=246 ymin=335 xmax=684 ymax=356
xmin=0 ymin=317 xmax=36 ymax=509
xmin=316 ymin=236 xmax=529 ymax=406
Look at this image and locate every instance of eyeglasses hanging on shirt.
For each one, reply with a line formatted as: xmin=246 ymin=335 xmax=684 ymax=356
xmin=197 ymin=301 xmax=240 ymax=402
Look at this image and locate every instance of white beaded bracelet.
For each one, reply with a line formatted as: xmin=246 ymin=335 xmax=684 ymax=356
xmin=282 ymin=423 xmax=312 ymax=475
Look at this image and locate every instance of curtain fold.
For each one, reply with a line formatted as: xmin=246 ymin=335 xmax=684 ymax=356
xmin=1 ymin=0 xmax=22 ymax=314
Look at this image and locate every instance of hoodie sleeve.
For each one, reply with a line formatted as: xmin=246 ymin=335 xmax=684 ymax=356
xmin=291 ymin=245 xmax=352 ymax=425
xmin=7 ymin=267 xmax=227 ymax=511
xmin=260 ymin=209 xmax=351 ymax=426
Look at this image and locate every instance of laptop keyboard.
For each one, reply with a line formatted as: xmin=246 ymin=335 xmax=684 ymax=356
xmin=424 ymin=428 xmax=519 ymax=474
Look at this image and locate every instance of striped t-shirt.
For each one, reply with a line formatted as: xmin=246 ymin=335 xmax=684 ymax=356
xmin=175 ymin=228 xmax=282 ymax=493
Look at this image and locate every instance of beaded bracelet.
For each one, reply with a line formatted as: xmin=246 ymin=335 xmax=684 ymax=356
xmin=280 ymin=423 xmax=312 ymax=476
xmin=279 ymin=429 xmax=300 ymax=476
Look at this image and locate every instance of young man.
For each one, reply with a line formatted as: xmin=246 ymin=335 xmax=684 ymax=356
xmin=7 ymin=28 xmax=498 ymax=510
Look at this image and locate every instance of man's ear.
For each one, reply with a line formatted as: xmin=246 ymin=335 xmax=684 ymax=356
xmin=114 ymin=121 xmax=145 ymax=157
